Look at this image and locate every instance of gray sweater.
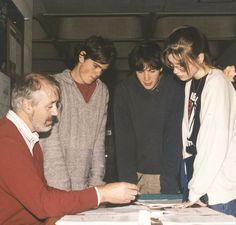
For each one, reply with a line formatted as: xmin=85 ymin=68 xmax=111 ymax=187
xmin=40 ymin=69 xmax=108 ymax=190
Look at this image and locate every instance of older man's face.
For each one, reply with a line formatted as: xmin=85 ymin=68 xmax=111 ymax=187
xmin=29 ymin=85 xmax=59 ymax=133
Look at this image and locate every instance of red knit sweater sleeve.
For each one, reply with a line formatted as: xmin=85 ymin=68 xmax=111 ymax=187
xmin=0 ymin=126 xmax=98 ymax=221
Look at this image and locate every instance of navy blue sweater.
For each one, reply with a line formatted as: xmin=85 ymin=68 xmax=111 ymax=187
xmin=114 ymin=71 xmax=184 ymax=193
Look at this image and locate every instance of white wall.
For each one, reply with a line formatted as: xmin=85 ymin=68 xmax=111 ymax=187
xmin=0 ymin=72 xmax=10 ymax=118
xmin=12 ymin=0 xmax=33 ymax=74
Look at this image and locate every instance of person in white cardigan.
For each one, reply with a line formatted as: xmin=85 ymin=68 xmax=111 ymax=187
xmin=162 ymin=25 xmax=236 ymax=216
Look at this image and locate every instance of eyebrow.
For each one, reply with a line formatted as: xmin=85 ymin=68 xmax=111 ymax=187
xmin=94 ymin=61 xmax=109 ymax=71
xmin=94 ymin=62 xmax=102 ymax=68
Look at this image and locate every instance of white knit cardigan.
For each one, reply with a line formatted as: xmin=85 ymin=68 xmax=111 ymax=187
xmin=182 ymin=68 xmax=236 ymax=205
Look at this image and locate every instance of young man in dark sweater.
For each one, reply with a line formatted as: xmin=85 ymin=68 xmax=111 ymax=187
xmin=113 ymin=41 xmax=185 ymax=194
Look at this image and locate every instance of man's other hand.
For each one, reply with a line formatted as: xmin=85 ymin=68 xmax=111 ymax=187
xmin=97 ymin=182 xmax=139 ymax=204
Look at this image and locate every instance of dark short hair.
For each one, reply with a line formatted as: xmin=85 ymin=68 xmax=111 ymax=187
xmin=11 ymin=73 xmax=60 ymax=112
xmin=128 ymin=41 xmax=162 ymax=72
xmin=74 ymin=35 xmax=117 ymax=65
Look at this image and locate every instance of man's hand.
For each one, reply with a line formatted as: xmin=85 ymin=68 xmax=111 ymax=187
xmin=224 ymin=65 xmax=236 ymax=82
xmin=174 ymin=199 xmax=207 ymax=208
xmin=97 ymin=182 xmax=139 ymax=204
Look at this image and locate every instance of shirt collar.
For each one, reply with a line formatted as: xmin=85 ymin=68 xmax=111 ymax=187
xmin=6 ymin=110 xmax=39 ymax=152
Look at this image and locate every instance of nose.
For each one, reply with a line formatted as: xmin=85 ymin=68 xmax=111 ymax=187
xmin=173 ymin=66 xmax=182 ymax=75
xmin=95 ymin=67 xmax=103 ymax=77
xmin=143 ymin=71 xmax=150 ymax=81
xmin=173 ymin=67 xmax=178 ymax=74
xmin=172 ymin=64 xmax=184 ymax=74
xmin=51 ymin=104 xmax=58 ymax=116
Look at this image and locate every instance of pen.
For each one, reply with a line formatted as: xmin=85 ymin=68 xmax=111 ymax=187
xmin=137 ymin=174 xmax=143 ymax=184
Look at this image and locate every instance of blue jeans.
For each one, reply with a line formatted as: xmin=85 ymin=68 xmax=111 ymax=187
xmin=180 ymin=156 xmax=195 ymax=201
xmin=209 ymin=199 xmax=236 ymax=217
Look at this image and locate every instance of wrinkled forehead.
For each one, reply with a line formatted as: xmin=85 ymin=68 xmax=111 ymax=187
xmin=33 ymin=81 xmax=60 ymax=102
xmin=43 ymin=83 xmax=60 ymax=99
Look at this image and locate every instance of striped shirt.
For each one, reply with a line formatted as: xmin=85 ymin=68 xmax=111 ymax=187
xmin=6 ymin=110 xmax=39 ymax=155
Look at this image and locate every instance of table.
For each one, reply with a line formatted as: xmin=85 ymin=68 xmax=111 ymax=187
xmin=44 ymin=194 xmax=182 ymax=225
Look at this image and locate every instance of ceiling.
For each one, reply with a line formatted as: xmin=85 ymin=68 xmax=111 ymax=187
xmin=32 ymin=0 xmax=236 ymax=83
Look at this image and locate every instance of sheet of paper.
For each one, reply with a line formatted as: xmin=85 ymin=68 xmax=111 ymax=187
xmin=56 ymin=205 xmax=150 ymax=225
xmin=56 ymin=202 xmax=236 ymax=225
xmin=152 ymin=207 xmax=236 ymax=225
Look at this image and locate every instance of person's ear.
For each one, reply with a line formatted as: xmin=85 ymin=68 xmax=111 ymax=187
xmin=197 ymin=53 xmax=204 ymax=64
xmin=22 ymin=99 xmax=33 ymax=114
xmin=79 ymin=51 xmax=86 ymax=63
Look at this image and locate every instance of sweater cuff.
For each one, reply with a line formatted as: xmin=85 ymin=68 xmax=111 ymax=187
xmin=188 ymin=190 xmax=200 ymax=203
xmin=94 ymin=187 xmax=100 ymax=206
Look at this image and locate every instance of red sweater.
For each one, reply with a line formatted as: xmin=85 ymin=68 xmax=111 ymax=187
xmin=0 ymin=117 xmax=98 ymax=225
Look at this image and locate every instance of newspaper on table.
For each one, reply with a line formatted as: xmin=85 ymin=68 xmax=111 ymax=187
xmin=56 ymin=205 xmax=150 ymax=225
xmin=151 ymin=206 xmax=236 ymax=225
xmin=56 ymin=194 xmax=236 ymax=225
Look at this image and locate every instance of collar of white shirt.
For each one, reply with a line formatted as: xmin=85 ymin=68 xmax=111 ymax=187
xmin=6 ymin=110 xmax=39 ymax=155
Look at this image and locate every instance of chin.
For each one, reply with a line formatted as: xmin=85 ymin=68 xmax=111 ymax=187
xmin=177 ymin=76 xmax=187 ymax=81
xmin=144 ymin=85 xmax=154 ymax=90
xmin=38 ymin=126 xmax=52 ymax=133
xmin=142 ymin=83 xmax=152 ymax=89
xmin=85 ymin=79 xmax=94 ymax=84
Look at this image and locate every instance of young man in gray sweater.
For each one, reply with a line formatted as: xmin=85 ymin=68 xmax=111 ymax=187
xmin=40 ymin=36 xmax=116 ymax=191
